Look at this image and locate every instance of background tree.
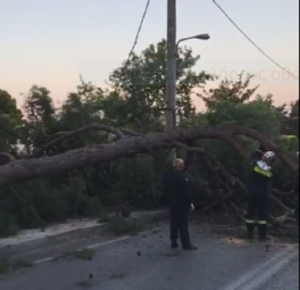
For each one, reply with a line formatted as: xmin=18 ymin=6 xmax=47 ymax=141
xmin=0 ymin=40 xmax=298 ymax=237
xmin=0 ymin=90 xmax=23 ymax=154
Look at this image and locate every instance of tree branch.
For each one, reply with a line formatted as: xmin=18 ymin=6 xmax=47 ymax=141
xmin=0 ymin=152 xmax=15 ymax=166
xmin=32 ymin=124 xmax=126 ymax=157
xmin=116 ymin=107 xmax=176 ymax=127
xmin=0 ymin=124 xmax=297 ymax=189
xmin=0 ymin=124 xmax=18 ymax=138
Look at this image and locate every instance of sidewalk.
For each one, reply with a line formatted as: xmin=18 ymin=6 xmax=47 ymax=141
xmin=0 ymin=209 xmax=168 ymax=261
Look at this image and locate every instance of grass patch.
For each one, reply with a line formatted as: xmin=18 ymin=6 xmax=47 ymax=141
xmin=97 ymin=213 xmax=110 ymax=223
xmin=106 ymin=217 xmax=145 ymax=236
xmin=74 ymin=248 xmax=95 ymax=261
xmin=0 ymin=258 xmax=33 ymax=275
xmin=0 ymin=211 xmax=20 ymax=238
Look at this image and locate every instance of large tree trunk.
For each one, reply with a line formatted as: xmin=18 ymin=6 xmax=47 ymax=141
xmin=0 ymin=125 xmax=297 ymax=189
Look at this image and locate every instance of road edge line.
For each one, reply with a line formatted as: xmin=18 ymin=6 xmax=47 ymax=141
xmin=219 ymin=248 xmax=295 ymax=290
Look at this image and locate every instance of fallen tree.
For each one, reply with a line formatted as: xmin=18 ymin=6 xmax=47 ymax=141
xmin=1 ymin=42 xmax=298 ymax=236
xmin=0 ymin=85 xmax=298 ymax=228
xmin=0 ymin=123 xmax=298 ymax=235
xmin=0 ymin=124 xmax=297 ymax=189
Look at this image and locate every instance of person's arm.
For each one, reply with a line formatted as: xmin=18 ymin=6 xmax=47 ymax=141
xmin=251 ymin=149 xmax=261 ymax=165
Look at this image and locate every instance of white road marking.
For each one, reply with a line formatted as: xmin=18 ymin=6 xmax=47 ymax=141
xmin=33 ymin=236 xmax=130 ymax=265
xmin=81 ymin=236 xmax=130 ymax=250
xmin=241 ymin=250 xmax=297 ymax=290
xmin=220 ymin=248 xmax=298 ymax=290
xmin=33 ymin=226 xmax=162 ymax=265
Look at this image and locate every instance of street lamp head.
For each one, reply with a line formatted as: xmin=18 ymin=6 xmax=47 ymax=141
xmin=194 ymin=33 xmax=210 ymax=40
xmin=175 ymin=33 xmax=210 ymax=57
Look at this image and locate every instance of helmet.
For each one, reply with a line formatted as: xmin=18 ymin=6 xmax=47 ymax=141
xmin=262 ymin=151 xmax=275 ymax=161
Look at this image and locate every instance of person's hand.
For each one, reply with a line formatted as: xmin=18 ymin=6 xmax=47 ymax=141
xmin=190 ymin=203 xmax=195 ymax=212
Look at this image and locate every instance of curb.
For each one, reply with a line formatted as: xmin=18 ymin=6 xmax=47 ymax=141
xmin=0 ymin=209 xmax=168 ymax=261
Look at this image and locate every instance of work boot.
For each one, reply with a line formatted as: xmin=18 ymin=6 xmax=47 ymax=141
xmin=171 ymin=241 xmax=179 ymax=249
xmin=182 ymin=243 xmax=198 ymax=250
xmin=258 ymin=225 xmax=270 ymax=241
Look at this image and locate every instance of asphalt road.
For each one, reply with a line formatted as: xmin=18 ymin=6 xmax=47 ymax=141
xmin=257 ymin=254 xmax=298 ymax=290
xmin=0 ymin=222 xmax=298 ymax=290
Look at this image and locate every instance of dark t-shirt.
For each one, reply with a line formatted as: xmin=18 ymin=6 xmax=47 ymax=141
xmin=164 ymin=170 xmax=191 ymax=209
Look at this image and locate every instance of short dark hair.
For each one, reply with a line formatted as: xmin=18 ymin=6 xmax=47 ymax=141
xmin=258 ymin=144 xmax=267 ymax=152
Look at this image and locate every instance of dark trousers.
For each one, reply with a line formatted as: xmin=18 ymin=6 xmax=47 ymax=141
xmin=169 ymin=206 xmax=190 ymax=246
xmin=246 ymin=191 xmax=268 ymax=237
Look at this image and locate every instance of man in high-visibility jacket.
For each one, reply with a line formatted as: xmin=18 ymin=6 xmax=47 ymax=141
xmin=246 ymin=151 xmax=275 ymax=241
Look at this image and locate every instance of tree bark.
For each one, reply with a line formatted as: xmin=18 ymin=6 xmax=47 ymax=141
xmin=0 ymin=125 xmax=297 ymax=189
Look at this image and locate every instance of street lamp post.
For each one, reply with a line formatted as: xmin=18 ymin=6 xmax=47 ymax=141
xmin=166 ymin=33 xmax=210 ymax=160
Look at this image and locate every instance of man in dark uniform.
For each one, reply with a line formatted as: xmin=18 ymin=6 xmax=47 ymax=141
xmin=246 ymin=151 xmax=275 ymax=241
xmin=165 ymin=158 xmax=197 ymax=250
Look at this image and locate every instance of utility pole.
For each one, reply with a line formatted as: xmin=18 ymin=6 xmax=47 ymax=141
xmin=166 ymin=0 xmax=177 ymax=133
xmin=165 ymin=0 xmax=209 ymax=162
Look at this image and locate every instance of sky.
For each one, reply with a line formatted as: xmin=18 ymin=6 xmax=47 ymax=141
xmin=0 ymin=0 xmax=299 ymax=109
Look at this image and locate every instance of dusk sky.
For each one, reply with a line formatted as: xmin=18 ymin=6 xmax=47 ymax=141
xmin=1 ymin=0 xmax=299 ymax=108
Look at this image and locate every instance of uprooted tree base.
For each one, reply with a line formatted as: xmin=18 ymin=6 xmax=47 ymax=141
xmin=0 ymin=124 xmax=298 ymax=228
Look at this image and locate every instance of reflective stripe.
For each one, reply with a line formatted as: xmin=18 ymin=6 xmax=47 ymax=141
xmin=254 ymin=166 xmax=273 ymax=177
xmin=246 ymin=219 xmax=267 ymax=225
